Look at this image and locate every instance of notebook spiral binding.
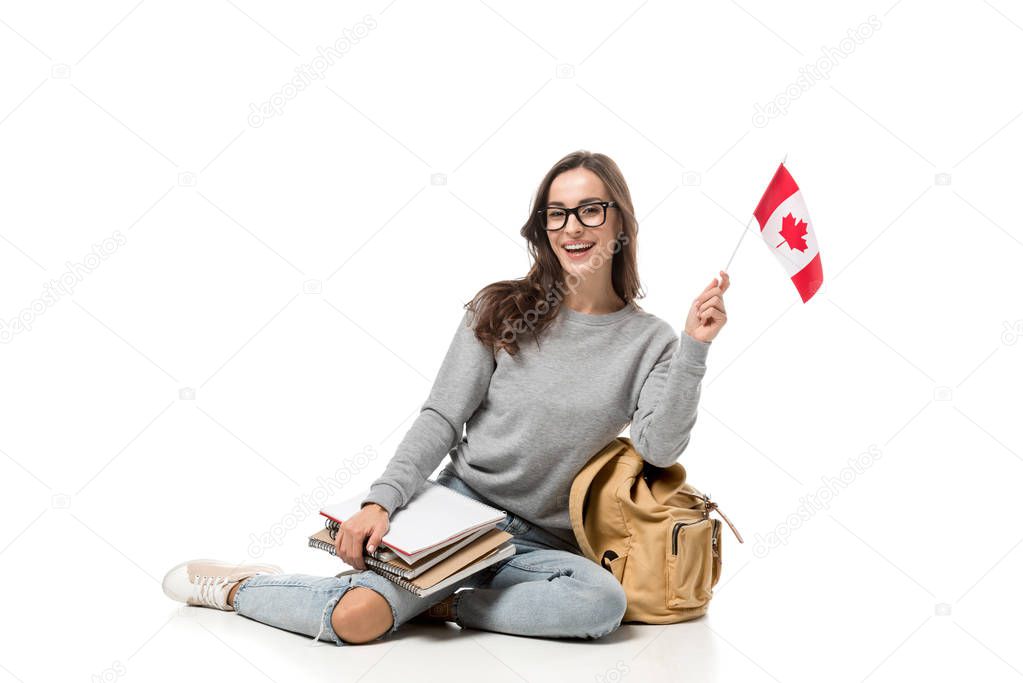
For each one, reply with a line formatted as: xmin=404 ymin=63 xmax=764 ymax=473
xmin=383 ymin=574 xmax=424 ymax=594
xmin=310 ymin=533 xmax=339 ymax=555
xmin=308 ymin=534 xmax=425 ymax=594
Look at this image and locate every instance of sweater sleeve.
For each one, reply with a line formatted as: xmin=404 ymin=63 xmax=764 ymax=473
xmin=360 ymin=309 xmax=496 ymax=515
xmin=629 ymin=329 xmax=712 ymax=467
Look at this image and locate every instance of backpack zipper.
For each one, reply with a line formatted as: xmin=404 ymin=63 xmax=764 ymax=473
xmin=671 ymin=518 xmax=722 ymax=556
xmin=671 ymin=520 xmax=696 ymax=555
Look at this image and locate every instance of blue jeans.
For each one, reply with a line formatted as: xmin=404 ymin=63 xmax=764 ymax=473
xmin=234 ymin=465 xmax=628 ymax=645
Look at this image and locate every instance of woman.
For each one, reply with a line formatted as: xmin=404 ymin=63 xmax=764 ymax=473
xmin=162 ymin=150 xmax=729 ymax=646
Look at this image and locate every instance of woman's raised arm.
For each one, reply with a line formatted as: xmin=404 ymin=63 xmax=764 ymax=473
xmin=629 ymin=330 xmax=711 ymax=467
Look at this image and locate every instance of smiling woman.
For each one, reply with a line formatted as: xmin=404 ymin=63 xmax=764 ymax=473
xmin=465 ymin=153 xmax=647 ymax=355
xmin=162 ymin=150 xmax=730 ymax=648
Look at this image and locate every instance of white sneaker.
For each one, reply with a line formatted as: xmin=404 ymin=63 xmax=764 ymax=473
xmin=162 ymin=558 xmax=282 ymax=611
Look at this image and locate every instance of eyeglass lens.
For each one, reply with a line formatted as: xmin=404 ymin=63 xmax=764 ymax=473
xmin=544 ymin=204 xmax=606 ymax=230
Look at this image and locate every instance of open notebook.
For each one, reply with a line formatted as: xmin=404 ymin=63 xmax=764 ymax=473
xmin=319 ymin=479 xmax=508 ymax=564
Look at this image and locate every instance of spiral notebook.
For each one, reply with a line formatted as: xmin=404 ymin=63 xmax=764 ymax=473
xmin=309 ymin=526 xmax=515 ymax=597
xmin=313 ymin=523 xmax=496 ymax=576
xmin=319 ymin=479 xmax=508 ymax=564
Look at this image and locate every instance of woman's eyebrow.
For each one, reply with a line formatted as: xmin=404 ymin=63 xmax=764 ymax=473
xmin=547 ymin=196 xmax=604 ymax=207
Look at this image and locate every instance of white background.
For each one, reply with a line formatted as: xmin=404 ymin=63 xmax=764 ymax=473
xmin=1 ymin=1 xmax=1021 ymax=681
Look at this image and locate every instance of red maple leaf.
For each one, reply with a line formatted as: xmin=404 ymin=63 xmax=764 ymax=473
xmin=776 ymin=212 xmax=809 ymax=252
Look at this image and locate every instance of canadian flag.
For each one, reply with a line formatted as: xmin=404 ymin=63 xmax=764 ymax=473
xmin=753 ymin=163 xmax=823 ymax=303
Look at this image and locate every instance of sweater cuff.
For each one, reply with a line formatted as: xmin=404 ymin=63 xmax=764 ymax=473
xmin=361 ymin=483 xmax=402 ymax=516
xmin=680 ymin=330 xmax=711 ymax=366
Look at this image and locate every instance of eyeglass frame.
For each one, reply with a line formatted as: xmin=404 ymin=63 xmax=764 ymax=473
xmin=536 ymin=200 xmax=618 ymax=232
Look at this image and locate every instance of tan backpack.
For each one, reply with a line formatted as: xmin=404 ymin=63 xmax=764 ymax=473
xmin=568 ymin=437 xmax=744 ymax=624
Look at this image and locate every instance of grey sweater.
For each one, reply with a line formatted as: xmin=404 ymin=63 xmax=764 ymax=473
xmin=360 ymin=299 xmax=712 ymax=547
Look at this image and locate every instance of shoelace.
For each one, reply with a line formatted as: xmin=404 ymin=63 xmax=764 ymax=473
xmin=194 ymin=575 xmax=232 ymax=609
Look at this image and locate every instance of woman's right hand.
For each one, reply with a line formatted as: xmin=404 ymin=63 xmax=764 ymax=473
xmin=335 ymin=502 xmax=390 ymax=570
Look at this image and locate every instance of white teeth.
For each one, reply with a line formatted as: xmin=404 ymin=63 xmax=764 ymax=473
xmin=565 ymin=243 xmax=594 ymax=252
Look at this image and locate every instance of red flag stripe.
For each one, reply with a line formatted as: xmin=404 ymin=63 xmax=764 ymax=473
xmin=753 ymin=163 xmax=799 ymax=231
xmin=791 ymin=252 xmax=823 ymax=303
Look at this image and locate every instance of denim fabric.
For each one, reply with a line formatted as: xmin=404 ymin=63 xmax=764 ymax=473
xmin=234 ymin=466 xmax=627 ymax=645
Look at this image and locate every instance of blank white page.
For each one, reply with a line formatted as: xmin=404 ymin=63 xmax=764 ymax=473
xmin=320 ymin=480 xmax=507 ymax=557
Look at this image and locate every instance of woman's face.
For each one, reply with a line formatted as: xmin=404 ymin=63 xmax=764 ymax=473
xmin=544 ymin=168 xmax=621 ymax=278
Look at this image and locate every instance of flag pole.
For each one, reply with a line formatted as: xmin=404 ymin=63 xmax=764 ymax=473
xmin=722 ymin=152 xmax=787 ymax=273
xmin=723 ymin=216 xmax=753 ymax=272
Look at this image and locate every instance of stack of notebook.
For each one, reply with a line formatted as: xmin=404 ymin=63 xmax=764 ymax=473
xmin=308 ymin=479 xmax=515 ymax=597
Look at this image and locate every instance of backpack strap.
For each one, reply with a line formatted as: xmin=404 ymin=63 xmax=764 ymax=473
xmin=568 ymin=437 xmax=631 ymax=563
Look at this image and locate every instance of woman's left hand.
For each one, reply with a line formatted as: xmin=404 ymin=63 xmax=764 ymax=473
xmin=685 ymin=270 xmax=729 ymax=343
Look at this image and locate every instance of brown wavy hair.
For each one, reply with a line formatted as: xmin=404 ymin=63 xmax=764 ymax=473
xmin=464 ymin=150 xmax=645 ymax=357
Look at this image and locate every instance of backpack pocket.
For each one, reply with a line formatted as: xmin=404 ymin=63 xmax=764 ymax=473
xmin=666 ymin=517 xmax=716 ymax=609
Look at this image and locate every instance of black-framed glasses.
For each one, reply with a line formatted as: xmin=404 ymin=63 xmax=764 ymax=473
xmin=537 ymin=200 xmax=617 ymax=232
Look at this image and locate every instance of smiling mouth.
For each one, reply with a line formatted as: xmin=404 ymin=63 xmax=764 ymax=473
xmin=562 ymin=242 xmax=595 ymax=255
